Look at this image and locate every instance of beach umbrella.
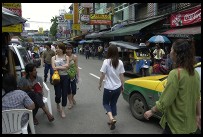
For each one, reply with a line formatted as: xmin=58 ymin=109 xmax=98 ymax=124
xmin=2 ymin=7 xmax=27 ymax=26
xmin=148 ymin=35 xmax=171 ymax=43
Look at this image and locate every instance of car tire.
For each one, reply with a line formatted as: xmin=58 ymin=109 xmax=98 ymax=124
xmin=129 ymin=93 xmax=149 ymax=121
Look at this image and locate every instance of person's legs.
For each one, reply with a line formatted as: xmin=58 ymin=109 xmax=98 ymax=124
xmin=54 ymin=82 xmax=62 ymax=111
xmin=44 ymin=63 xmax=49 ymax=82
xmin=49 ymin=64 xmax=54 ymax=82
xmin=61 ymin=75 xmax=69 ymax=117
xmin=71 ymin=79 xmax=77 ymax=105
xmin=110 ymin=87 xmax=121 ymax=117
xmin=103 ymin=88 xmax=116 ymax=128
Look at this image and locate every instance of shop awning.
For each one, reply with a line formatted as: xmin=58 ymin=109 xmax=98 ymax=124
xmin=162 ymin=26 xmax=201 ymax=35
xmin=101 ymin=17 xmax=164 ymax=38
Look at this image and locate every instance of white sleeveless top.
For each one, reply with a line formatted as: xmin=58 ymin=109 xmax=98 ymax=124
xmin=54 ymin=55 xmax=68 ymax=75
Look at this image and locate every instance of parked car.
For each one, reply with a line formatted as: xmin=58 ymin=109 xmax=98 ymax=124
xmin=122 ymin=63 xmax=201 ymax=121
xmin=8 ymin=44 xmax=33 ymax=83
xmin=31 ymin=52 xmax=41 ymax=68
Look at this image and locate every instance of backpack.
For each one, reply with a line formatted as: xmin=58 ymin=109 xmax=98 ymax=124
xmin=67 ymin=63 xmax=77 ymax=79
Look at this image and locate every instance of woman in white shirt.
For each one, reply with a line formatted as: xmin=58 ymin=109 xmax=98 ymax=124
xmin=98 ymin=45 xmax=125 ymax=130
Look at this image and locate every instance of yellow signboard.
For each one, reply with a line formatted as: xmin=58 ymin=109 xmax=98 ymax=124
xmin=2 ymin=24 xmax=23 ymax=32
xmin=90 ymin=14 xmax=111 ymax=20
xmin=72 ymin=24 xmax=80 ymax=30
xmin=64 ymin=14 xmax=73 ymax=20
xmin=2 ymin=3 xmax=21 ymax=9
xmin=73 ymin=3 xmax=79 ymax=24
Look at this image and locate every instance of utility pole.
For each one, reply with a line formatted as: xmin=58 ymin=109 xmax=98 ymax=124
xmin=93 ymin=3 xmax=95 ymax=31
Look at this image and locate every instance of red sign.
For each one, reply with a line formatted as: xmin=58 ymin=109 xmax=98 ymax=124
xmin=7 ymin=8 xmax=22 ymax=17
xmin=89 ymin=20 xmax=111 ymax=25
xmin=170 ymin=6 xmax=201 ymax=28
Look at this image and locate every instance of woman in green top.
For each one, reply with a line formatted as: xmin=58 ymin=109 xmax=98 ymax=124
xmin=144 ymin=39 xmax=201 ymax=134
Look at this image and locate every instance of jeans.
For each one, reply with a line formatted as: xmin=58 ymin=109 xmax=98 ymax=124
xmin=44 ymin=63 xmax=53 ymax=82
xmin=67 ymin=77 xmax=77 ymax=95
xmin=54 ymin=75 xmax=69 ymax=107
xmin=103 ymin=87 xmax=121 ymax=116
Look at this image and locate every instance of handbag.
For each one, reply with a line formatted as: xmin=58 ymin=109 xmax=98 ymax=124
xmin=33 ymin=82 xmax=43 ymax=93
xmin=52 ymin=70 xmax=60 ymax=85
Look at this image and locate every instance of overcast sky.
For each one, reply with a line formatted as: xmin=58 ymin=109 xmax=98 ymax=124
xmin=22 ymin=3 xmax=72 ymax=30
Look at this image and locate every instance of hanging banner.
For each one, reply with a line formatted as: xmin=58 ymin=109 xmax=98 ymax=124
xmin=73 ymin=3 xmax=79 ymax=24
xmin=170 ymin=5 xmax=201 ymax=28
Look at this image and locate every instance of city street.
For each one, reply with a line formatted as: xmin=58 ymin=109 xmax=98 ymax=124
xmin=34 ymin=53 xmax=162 ymax=134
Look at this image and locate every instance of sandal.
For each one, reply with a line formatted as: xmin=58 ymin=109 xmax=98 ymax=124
xmin=109 ymin=119 xmax=116 ymax=130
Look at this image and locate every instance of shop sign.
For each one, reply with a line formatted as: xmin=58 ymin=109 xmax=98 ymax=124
xmin=81 ymin=3 xmax=93 ymax=8
xmin=80 ymin=14 xmax=90 ymax=22
xmin=72 ymin=24 xmax=80 ymax=30
xmin=2 ymin=24 xmax=23 ymax=32
xmin=64 ymin=14 xmax=73 ymax=20
xmin=170 ymin=5 xmax=201 ymax=28
xmin=80 ymin=24 xmax=91 ymax=31
xmin=2 ymin=3 xmax=22 ymax=16
xmin=90 ymin=14 xmax=111 ymax=20
xmin=90 ymin=20 xmax=112 ymax=25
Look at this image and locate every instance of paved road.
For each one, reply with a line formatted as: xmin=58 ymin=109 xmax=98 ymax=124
xmin=34 ymin=54 xmax=162 ymax=134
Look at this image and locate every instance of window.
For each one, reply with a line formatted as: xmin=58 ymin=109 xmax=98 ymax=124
xmin=17 ymin=48 xmax=32 ymax=67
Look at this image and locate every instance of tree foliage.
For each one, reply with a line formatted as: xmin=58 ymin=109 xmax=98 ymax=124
xmin=50 ymin=16 xmax=58 ymax=40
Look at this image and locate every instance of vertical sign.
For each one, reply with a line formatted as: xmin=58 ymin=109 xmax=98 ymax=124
xmin=73 ymin=3 xmax=79 ymax=24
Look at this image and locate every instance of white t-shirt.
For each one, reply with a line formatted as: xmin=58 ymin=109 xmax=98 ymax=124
xmin=100 ymin=59 xmax=125 ymax=90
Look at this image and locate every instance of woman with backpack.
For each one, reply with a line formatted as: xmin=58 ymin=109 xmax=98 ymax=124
xmin=66 ymin=43 xmax=79 ymax=109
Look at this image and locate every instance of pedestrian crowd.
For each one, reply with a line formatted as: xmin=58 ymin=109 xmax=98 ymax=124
xmin=2 ymin=38 xmax=201 ymax=134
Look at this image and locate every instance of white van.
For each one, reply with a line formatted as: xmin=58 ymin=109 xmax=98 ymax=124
xmin=8 ymin=44 xmax=33 ymax=83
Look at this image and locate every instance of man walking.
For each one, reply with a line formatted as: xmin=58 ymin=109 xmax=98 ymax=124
xmin=43 ymin=42 xmax=55 ymax=84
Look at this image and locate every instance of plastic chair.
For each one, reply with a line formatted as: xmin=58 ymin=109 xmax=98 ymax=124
xmin=43 ymin=82 xmax=52 ymax=115
xmin=2 ymin=109 xmax=36 ymax=134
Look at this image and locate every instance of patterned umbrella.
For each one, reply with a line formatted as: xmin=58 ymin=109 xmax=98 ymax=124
xmin=148 ymin=35 xmax=171 ymax=43
xmin=2 ymin=7 xmax=27 ymax=27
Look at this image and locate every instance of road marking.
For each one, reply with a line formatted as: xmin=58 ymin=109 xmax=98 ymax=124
xmin=89 ymin=73 xmax=105 ymax=81
xmin=89 ymin=73 xmax=100 ymax=79
xmin=78 ymin=67 xmax=82 ymax=69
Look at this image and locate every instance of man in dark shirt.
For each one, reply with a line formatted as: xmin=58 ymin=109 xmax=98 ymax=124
xmin=43 ymin=42 xmax=55 ymax=83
